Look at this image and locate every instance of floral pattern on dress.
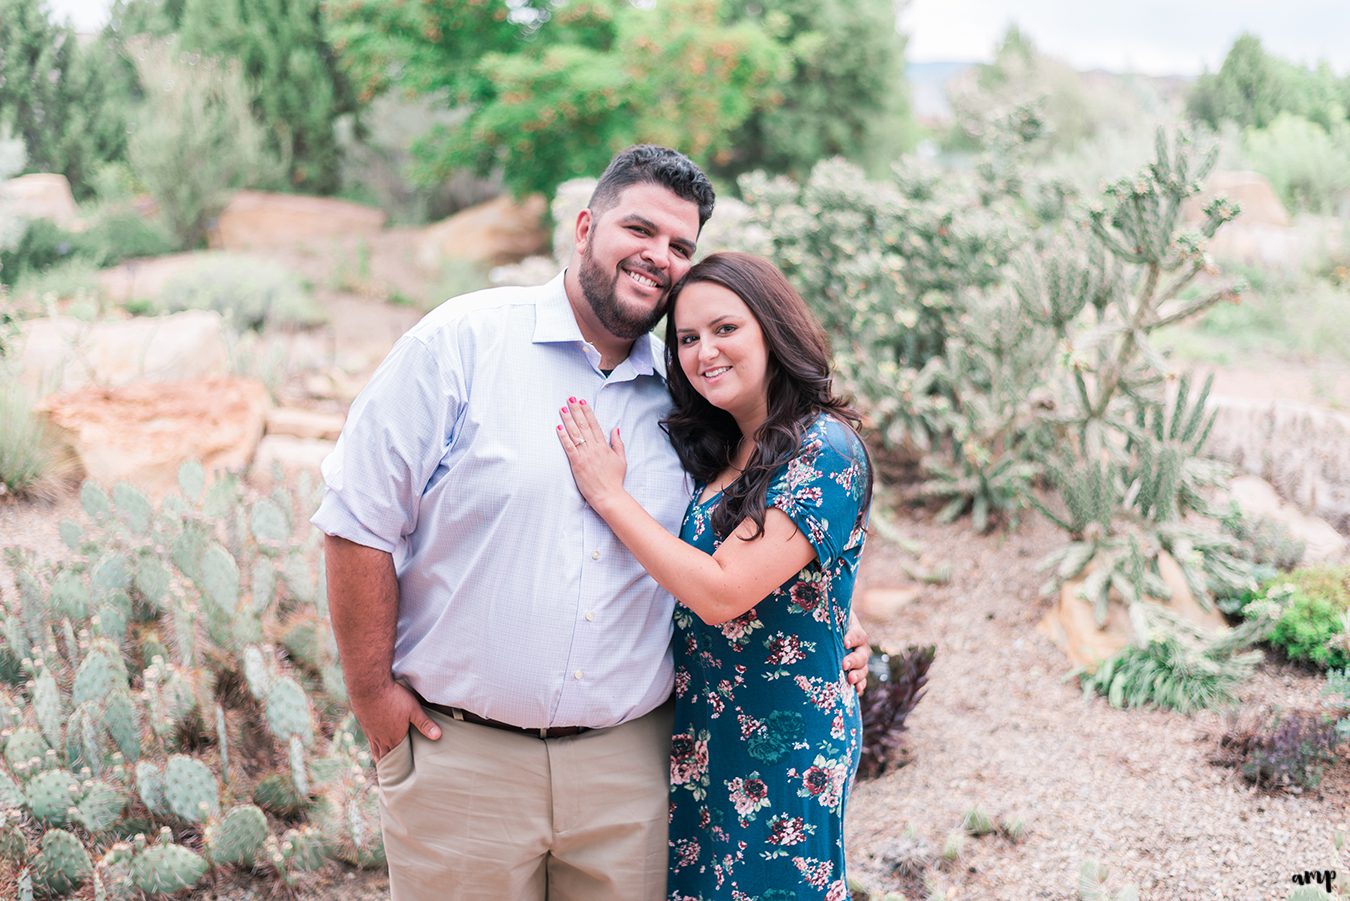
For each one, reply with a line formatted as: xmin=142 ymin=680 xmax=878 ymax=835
xmin=667 ymin=414 xmax=868 ymax=900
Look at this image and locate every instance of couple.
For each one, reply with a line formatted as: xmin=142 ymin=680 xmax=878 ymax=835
xmin=314 ymin=145 xmax=874 ymax=901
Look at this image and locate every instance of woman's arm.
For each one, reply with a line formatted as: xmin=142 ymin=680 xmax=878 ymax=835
xmin=558 ymin=399 xmax=814 ymax=626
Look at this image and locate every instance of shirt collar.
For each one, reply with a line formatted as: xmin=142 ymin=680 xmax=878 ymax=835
xmin=532 ymin=270 xmax=663 ymax=379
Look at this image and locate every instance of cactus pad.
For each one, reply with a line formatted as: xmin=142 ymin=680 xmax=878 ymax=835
xmin=253 ymin=772 xmax=309 ymax=815
xmin=76 ymin=780 xmax=128 ymax=833
xmin=206 ymin=804 xmax=268 ymax=867
xmin=73 ymin=642 xmax=131 ymax=708
xmin=33 ymin=669 xmax=65 ymax=750
xmin=266 ymin=677 xmax=314 ymax=747
xmin=24 ymin=768 xmax=81 ymax=824
xmin=250 ymin=497 xmax=290 ymax=544
xmin=131 ymin=843 xmax=208 ymax=894
xmin=0 ymin=823 xmax=27 ymax=863
xmin=48 ymin=570 xmax=90 ymax=621
xmin=101 ymin=690 xmax=142 ymax=762
xmin=4 ymin=727 xmax=50 ymax=777
xmin=164 ymin=754 xmax=220 ymax=823
xmin=112 ymin=482 xmax=153 ymax=534
xmin=199 ymin=541 xmax=241 ymax=615
xmin=135 ymin=761 xmax=170 ymax=816
xmin=32 ymin=828 xmax=93 ymax=895
xmin=280 ymin=826 xmax=331 ymax=872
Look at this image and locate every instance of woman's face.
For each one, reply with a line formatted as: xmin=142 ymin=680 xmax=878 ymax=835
xmin=673 ymin=281 xmax=770 ymax=431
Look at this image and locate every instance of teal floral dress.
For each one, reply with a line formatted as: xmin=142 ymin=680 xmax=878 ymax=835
xmin=667 ymin=414 xmax=869 ymax=901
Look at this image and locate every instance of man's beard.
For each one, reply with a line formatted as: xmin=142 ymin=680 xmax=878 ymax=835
xmin=577 ymin=245 xmax=667 ymax=340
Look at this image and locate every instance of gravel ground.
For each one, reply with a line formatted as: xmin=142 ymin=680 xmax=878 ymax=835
xmin=2 ymin=494 xmax=1345 ymax=901
xmin=846 ymin=512 xmax=1348 ymax=901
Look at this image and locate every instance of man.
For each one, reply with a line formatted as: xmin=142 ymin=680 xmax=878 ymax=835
xmin=312 ymin=146 xmax=868 ymax=901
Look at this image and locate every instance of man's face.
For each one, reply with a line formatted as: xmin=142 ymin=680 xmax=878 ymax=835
xmin=575 ymin=182 xmax=701 ymax=341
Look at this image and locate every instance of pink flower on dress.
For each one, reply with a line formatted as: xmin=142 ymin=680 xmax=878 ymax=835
xmin=766 ymin=814 xmax=809 ymax=846
xmin=765 ymin=633 xmax=807 ymax=666
xmin=670 ymin=731 xmax=709 ymax=790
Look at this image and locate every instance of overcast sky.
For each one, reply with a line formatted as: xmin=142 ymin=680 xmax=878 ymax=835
xmin=46 ymin=0 xmax=1350 ymax=77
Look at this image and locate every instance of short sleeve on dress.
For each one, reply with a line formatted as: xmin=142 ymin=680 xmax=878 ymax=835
xmin=767 ymin=416 xmax=869 ymax=566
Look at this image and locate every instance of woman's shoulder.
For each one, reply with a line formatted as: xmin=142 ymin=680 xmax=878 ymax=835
xmin=799 ymin=412 xmax=867 ymax=467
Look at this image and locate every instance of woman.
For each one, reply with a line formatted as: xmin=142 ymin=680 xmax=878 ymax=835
xmin=556 ymin=252 xmax=873 ymax=900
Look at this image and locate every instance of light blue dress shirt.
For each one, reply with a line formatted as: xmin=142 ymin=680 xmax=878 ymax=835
xmin=311 ymin=274 xmax=691 ymax=729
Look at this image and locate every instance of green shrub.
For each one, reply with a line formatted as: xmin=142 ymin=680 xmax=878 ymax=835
xmin=1244 ymin=115 xmax=1350 ymax=215
xmin=1267 ymin=589 xmax=1350 ymax=670
xmin=0 ymin=219 xmax=79 ymax=288
xmin=126 ymin=38 xmax=283 ymax=247
xmin=72 ymin=209 xmax=179 ymax=266
xmin=154 ymin=253 xmax=324 ymax=330
xmin=9 ymin=259 xmax=101 ymax=307
xmin=0 ymin=380 xmax=57 ymax=501
xmin=1257 ymin=568 xmax=1350 ymax=670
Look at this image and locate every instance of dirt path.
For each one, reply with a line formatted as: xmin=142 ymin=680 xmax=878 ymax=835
xmin=846 ymin=513 xmax=1347 ymax=901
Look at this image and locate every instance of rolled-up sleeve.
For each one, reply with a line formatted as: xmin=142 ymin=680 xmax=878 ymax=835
xmin=311 ymin=334 xmax=461 ymax=553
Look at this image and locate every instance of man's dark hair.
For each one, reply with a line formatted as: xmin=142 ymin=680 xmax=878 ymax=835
xmin=589 ymin=145 xmax=715 ymax=229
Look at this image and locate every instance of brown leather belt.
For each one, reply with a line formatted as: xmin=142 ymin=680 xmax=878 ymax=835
xmin=419 ymin=697 xmax=590 ymax=740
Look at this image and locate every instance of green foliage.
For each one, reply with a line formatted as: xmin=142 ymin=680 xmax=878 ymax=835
xmin=717 ymin=0 xmax=914 ymax=178
xmin=1264 ymin=585 xmax=1350 ymax=671
xmin=176 ymin=0 xmax=359 ymax=193
xmin=0 ymin=379 xmax=57 ymax=501
xmin=150 ymin=252 xmax=324 ymax=330
xmin=1244 ymin=115 xmax=1350 ymax=214
xmin=1078 ymin=858 xmax=1140 ymax=901
xmin=1188 ymin=34 xmax=1348 ymax=134
xmin=329 ymin=0 xmax=785 ymax=199
xmin=32 ymin=828 xmax=93 ymax=895
xmin=1082 ymin=605 xmax=1271 ymax=713
xmin=126 ymin=39 xmax=284 ymax=247
xmin=0 ymin=0 xmax=130 ymax=197
xmin=0 ymin=464 xmax=379 ymax=893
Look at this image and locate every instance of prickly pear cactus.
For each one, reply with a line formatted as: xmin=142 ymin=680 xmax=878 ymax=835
xmin=135 ymin=761 xmax=170 ymax=817
xmin=72 ymin=641 xmax=130 ymax=707
xmin=24 ymin=768 xmax=81 ymax=825
xmin=131 ymin=838 xmax=209 ymax=894
xmin=32 ymin=828 xmax=93 ymax=895
xmin=266 ymin=676 xmax=315 ymax=747
xmin=0 ymin=823 xmax=27 ymax=863
xmin=163 ymin=754 xmax=220 ymax=823
xmin=206 ymin=804 xmax=269 ymax=867
xmin=75 ymin=781 xmax=128 ymax=833
xmin=5 ymin=727 xmax=51 ymax=777
xmin=253 ymin=772 xmax=309 ymax=816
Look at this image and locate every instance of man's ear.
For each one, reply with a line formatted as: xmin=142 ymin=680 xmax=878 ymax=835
xmin=574 ymin=207 xmax=594 ymax=252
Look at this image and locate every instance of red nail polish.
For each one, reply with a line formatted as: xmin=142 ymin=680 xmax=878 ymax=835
xmin=579 ymin=399 xmax=587 ymax=406
xmin=557 ymin=425 xmax=562 ymax=431
xmin=568 ymin=396 xmax=577 ymax=403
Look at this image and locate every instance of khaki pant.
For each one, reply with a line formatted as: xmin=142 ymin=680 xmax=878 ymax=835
xmin=377 ymin=702 xmax=673 ymax=901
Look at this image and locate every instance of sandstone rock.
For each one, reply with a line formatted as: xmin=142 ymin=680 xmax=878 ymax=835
xmin=0 ymin=173 xmax=79 ymax=229
xmin=266 ymin=407 xmax=345 ymax=441
xmin=1039 ymin=552 xmax=1229 ymax=671
xmin=97 ymin=252 xmax=221 ymax=304
xmin=15 ymin=310 xmax=229 ymax=397
xmin=416 ymin=194 xmax=548 ymax=272
xmin=248 ymin=435 xmax=334 ymax=487
xmin=36 ymin=377 xmax=270 ymax=498
xmin=1218 ymin=475 xmax=1347 ymax=565
xmin=857 ymin=586 xmax=922 ymax=621
xmin=212 ymin=191 xmax=386 ymax=251
xmin=1205 ymin=397 xmax=1350 ymax=533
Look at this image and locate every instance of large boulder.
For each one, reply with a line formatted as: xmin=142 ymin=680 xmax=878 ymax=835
xmin=1205 ymin=397 xmax=1350 ymax=533
xmin=0 ymin=173 xmax=80 ymax=229
xmin=1039 ymin=552 xmax=1230 ymax=671
xmin=35 ymin=377 xmax=270 ymax=497
xmin=1218 ymin=475 xmax=1347 ymax=565
xmin=15 ymin=310 xmax=229 ymax=397
xmin=415 ymin=194 xmax=549 ymax=272
xmin=212 ymin=191 xmax=386 ymax=250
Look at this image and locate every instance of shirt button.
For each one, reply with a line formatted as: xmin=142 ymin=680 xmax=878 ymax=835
xmin=591 ymin=550 xmax=601 ymax=561
xmin=585 ymin=611 xmax=595 ymax=622
xmin=573 ymin=670 xmax=583 ymax=680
